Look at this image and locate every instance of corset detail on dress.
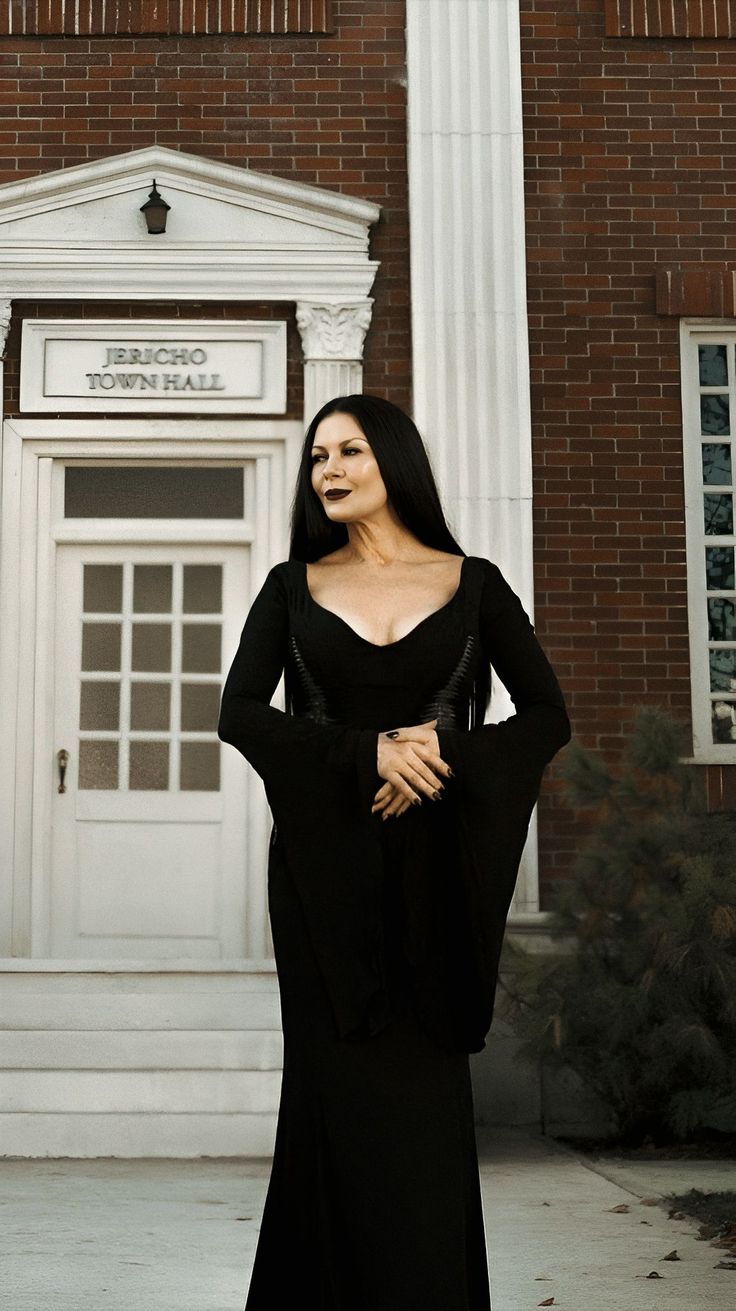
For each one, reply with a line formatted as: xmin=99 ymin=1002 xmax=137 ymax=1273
xmin=286 ymin=628 xmax=479 ymax=732
xmin=415 ymin=634 xmax=476 ymax=729
xmin=287 ymin=635 xmax=337 ymax=724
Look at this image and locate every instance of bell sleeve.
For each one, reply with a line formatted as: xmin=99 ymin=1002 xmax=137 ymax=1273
xmin=217 ymin=562 xmax=381 ymax=828
xmin=217 ymin=562 xmax=390 ymax=1040
xmin=433 ymin=561 xmax=571 ymax=1050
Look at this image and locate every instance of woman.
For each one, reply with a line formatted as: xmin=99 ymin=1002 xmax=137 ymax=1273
xmin=218 ymin=394 xmax=571 ymax=1311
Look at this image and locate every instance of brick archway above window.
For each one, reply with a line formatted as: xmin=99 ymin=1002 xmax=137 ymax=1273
xmin=657 ymin=268 xmax=736 ymax=317
xmin=0 ymin=0 xmax=333 ymax=37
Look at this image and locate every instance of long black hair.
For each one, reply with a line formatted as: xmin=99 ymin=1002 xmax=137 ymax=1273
xmin=288 ymin=393 xmax=465 ymax=563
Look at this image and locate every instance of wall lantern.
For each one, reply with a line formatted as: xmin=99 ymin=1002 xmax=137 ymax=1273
xmin=140 ymin=179 xmax=171 ymax=235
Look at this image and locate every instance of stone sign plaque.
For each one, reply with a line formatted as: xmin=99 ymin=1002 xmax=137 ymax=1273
xmin=20 ymin=320 xmax=287 ymax=414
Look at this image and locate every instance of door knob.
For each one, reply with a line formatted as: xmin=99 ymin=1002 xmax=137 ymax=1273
xmin=57 ymin=748 xmax=70 ymax=794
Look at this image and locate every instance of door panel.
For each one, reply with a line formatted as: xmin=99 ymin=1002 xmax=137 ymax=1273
xmin=52 ymin=544 xmax=249 ymax=959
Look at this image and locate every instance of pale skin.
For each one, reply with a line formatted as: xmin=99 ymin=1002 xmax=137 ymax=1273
xmin=308 ymin=410 xmax=459 ymax=819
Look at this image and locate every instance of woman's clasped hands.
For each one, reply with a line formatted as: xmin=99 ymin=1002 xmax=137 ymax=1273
xmin=372 ymin=717 xmax=453 ymax=820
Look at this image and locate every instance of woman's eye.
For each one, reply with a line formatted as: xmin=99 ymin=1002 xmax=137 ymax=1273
xmin=311 ymin=448 xmax=360 ymax=463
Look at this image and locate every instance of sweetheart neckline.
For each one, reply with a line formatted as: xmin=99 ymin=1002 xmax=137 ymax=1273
xmin=301 ymin=556 xmax=468 ymax=649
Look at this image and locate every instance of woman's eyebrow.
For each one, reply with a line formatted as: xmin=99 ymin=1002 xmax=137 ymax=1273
xmin=310 ymin=438 xmax=367 ymax=451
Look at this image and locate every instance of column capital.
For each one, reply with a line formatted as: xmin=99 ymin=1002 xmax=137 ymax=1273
xmin=296 ymin=300 xmax=373 ymax=362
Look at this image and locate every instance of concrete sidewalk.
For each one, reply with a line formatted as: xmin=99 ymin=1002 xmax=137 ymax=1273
xmin=0 ymin=1128 xmax=733 ymax=1310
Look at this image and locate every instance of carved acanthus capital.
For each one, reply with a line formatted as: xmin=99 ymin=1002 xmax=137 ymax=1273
xmin=296 ymin=300 xmax=373 ymax=361
xmin=0 ymin=298 xmax=11 ymax=357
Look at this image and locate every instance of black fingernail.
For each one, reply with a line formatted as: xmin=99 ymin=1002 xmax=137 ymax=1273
xmin=386 ymin=729 xmax=400 ymax=739
xmin=433 ymin=790 xmax=441 ymax=800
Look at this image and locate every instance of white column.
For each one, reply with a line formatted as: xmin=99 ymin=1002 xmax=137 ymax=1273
xmin=296 ymin=301 xmax=373 ymax=427
xmin=406 ymin=1 xmax=540 ymax=912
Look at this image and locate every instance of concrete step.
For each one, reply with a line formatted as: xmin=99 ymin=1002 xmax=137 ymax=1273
xmin=0 ymin=1029 xmax=283 ymax=1070
xmin=0 ymin=1112 xmax=278 ymax=1158
xmin=0 ymin=967 xmax=284 ymax=1157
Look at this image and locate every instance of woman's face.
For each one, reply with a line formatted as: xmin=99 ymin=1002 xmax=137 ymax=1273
xmin=310 ymin=412 xmax=388 ymax=521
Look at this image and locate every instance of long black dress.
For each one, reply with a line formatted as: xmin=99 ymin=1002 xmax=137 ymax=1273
xmin=217 ymin=554 xmax=571 ymax=1311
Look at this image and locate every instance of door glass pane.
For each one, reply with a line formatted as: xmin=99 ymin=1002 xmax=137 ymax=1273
xmin=80 ymin=681 xmax=120 ymax=731
xmin=132 ymin=623 xmax=171 ymax=672
xmin=181 ymin=683 xmax=221 ymax=731
xmin=182 ymin=624 xmax=220 ymax=673
xmin=83 ymin=564 xmax=123 ymax=613
xmin=75 ymin=559 xmax=223 ymax=792
xmin=133 ymin=565 xmax=172 ymax=613
xmin=79 ymin=740 xmax=118 ymax=790
xmin=130 ymin=682 xmax=170 ymax=731
xmin=65 ymin=467 xmax=244 ymax=518
xmin=181 ymin=742 xmax=220 ymax=792
xmin=129 ymin=741 xmax=169 ymax=790
xmin=82 ymin=623 xmax=121 ymax=671
xmin=183 ymin=565 xmax=222 ymax=613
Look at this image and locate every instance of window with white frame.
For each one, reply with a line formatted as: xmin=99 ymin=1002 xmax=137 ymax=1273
xmin=681 ymin=322 xmax=736 ymax=760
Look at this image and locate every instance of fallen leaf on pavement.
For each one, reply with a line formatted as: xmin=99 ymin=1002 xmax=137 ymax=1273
xmin=662 ymin=1250 xmax=680 ymax=1261
xmin=608 ymin=1203 xmax=630 ymax=1212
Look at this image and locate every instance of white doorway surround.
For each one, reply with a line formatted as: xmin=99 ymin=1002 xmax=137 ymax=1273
xmin=0 ymin=147 xmax=380 ymax=1157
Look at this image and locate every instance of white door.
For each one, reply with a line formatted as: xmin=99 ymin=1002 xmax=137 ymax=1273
xmin=51 ymin=543 xmax=249 ymax=959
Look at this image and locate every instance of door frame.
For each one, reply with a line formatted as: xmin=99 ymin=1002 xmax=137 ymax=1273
xmin=0 ymin=417 xmax=303 ymax=960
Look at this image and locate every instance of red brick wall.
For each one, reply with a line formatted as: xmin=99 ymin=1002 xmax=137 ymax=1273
xmin=0 ymin=0 xmax=410 ymax=407
xmin=520 ymin=0 xmax=736 ymax=889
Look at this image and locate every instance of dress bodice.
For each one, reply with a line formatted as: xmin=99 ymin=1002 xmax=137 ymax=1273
xmin=283 ymin=557 xmax=488 ymax=733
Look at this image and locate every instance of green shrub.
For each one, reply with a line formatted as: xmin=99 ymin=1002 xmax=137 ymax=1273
xmin=502 ymin=707 xmax=736 ymax=1145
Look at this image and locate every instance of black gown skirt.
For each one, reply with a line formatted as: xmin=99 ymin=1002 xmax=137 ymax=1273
xmin=243 ymin=583 xmax=493 ymax=1311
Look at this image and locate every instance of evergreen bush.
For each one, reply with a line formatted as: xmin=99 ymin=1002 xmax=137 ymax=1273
xmin=501 ymin=706 xmax=736 ymax=1145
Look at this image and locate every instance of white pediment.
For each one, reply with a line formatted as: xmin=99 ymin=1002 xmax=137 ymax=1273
xmin=0 ymin=146 xmax=380 ymax=301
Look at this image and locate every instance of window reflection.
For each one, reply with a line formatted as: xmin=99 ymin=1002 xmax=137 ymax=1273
xmin=699 ymin=343 xmax=728 ymax=387
xmin=704 ymin=494 xmax=733 ymax=535
xmin=710 ymin=650 xmax=736 ymax=693
xmin=705 ymin=546 xmax=735 ymax=591
xmin=701 ymin=394 xmax=730 ymax=436
xmin=708 ymin=598 xmax=736 ymax=642
xmin=702 ymin=443 xmax=732 ymax=486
